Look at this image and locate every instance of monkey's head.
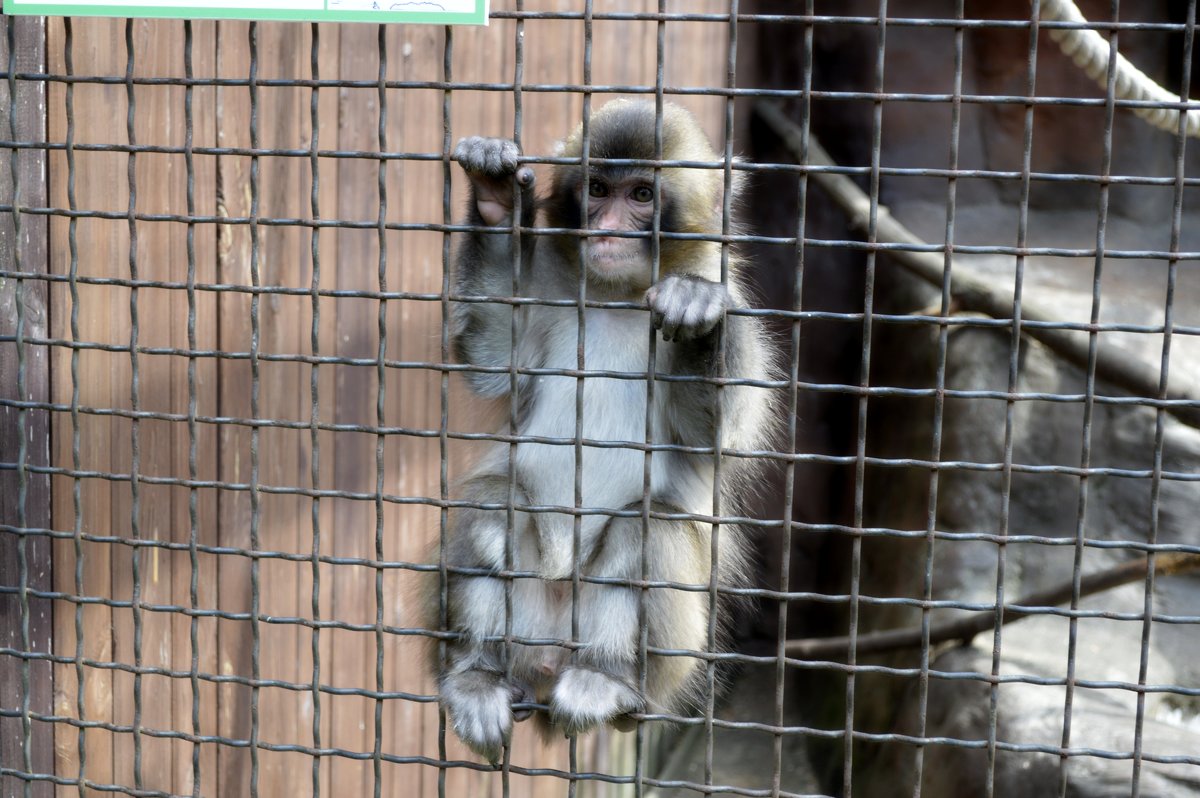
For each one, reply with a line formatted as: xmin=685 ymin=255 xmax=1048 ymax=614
xmin=546 ymin=99 xmax=736 ymax=291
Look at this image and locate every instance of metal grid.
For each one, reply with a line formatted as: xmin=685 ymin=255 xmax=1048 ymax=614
xmin=0 ymin=3 xmax=1198 ymax=798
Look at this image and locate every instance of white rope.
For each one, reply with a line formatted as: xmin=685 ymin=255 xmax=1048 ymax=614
xmin=1041 ymin=0 xmax=1200 ymax=137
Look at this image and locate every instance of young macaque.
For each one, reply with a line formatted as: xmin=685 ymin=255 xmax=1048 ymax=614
xmin=437 ymin=99 xmax=776 ymax=763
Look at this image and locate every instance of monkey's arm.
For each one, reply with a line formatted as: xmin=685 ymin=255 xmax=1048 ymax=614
xmin=451 ymin=137 xmax=538 ymax=397
xmin=647 ymin=274 xmax=775 ymax=454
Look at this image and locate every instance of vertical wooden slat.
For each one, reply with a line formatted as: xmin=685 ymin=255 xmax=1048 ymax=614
xmin=253 ymin=23 xmax=321 ymax=794
xmin=315 ymin=24 xmax=343 ymax=798
xmin=101 ymin=18 xmax=214 ymax=793
xmin=215 ymin=21 xmax=344 ymax=796
xmin=384 ymin=23 xmax=445 ymax=797
xmin=168 ymin=19 xmax=220 ymax=798
xmin=0 ymin=13 xmax=52 ymax=798
xmin=48 ymin=16 xmax=122 ymax=795
xmin=329 ymin=21 xmax=378 ymax=796
xmin=104 ymin=17 xmax=137 ymax=789
xmin=213 ymin=20 xmax=255 ymax=795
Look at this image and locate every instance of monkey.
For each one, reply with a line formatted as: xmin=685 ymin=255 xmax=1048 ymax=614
xmin=435 ymin=99 xmax=777 ymax=763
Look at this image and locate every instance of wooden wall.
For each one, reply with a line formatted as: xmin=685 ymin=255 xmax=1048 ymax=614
xmin=34 ymin=4 xmax=730 ymax=796
xmin=0 ymin=14 xmax=52 ymax=798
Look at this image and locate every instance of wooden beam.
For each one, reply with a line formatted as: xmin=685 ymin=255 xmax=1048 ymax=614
xmin=0 ymin=13 xmax=52 ymax=798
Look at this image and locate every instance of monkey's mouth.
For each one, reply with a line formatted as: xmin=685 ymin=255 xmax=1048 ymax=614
xmin=585 ymin=235 xmax=644 ymax=269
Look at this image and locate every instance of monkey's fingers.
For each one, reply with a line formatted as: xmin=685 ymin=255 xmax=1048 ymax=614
xmin=454 ymin=136 xmax=521 ymax=177
xmin=676 ymin=290 xmax=727 ymax=340
xmin=646 ymin=274 xmax=729 ymax=342
xmin=647 ymin=280 xmax=692 ymax=341
xmin=510 ymin=680 xmax=536 ymax=722
xmin=516 ymin=166 xmax=536 ymax=189
xmin=611 ymin=714 xmax=638 ymax=733
xmin=645 ymin=284 xmax=668 ymax=336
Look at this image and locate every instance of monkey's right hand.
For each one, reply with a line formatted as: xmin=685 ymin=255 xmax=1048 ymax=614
xmin=646 ymin=273 xmax=730 ymax=342
xmin=454 ymin=136 xmax=536 ymax=226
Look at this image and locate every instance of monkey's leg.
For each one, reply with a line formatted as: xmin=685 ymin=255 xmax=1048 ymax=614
xmin=546 ymin=526 xmax=642 ymax=736
xmin=439 ymin=476 xmax=539 ymax=763
xmin=548 ymin=512 xmax=711 ymax=736
xmin=643 ymin=516 xmax=712 ymax=714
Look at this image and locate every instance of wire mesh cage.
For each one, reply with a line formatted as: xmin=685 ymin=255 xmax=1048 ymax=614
xmin=2 ymin=2 xmax=1200 ymax=797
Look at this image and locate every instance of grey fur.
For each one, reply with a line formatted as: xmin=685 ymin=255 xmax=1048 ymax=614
xmin=645 ymin=273 xmax=730 ymax=342
xmin=550 ymin=666 xmax=644 ymax=737
xmin=436 ymin=100 xmax=779 ymax=761
xmin=441 ymin=668 xmax=532 ymax=765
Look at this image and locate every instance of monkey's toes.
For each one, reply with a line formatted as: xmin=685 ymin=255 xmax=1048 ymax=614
xmin=549 ymin=667 xmax=643 ymax=737
xmin=454 ymin=136 xmax=521 ymax=177
xmin=510 ymin=680 xmax=536 ymax=722
xmin=611 ymin=714 xmax=639 ymax=732
xmin=440 ymin=670 xmax=515 ymax=764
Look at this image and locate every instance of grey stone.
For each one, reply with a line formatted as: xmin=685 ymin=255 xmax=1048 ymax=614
xmin=742 ymin=2 xmax=1200 ymax=793
xmin=646 ymin=665 xmax=823 ymax=798
xmin=852 ymin=202 xmax=1200 ymax=795
xmin=871 ymin=647 xmax=1200 ymax=798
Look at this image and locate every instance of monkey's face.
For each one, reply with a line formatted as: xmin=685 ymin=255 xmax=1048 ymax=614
xmin=579 ymin=170 xmax=658 ymax=283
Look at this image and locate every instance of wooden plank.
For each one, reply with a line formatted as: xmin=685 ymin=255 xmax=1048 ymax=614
xmin=260 ymin=21 xmax=344 ymax=798
xmin=329 ymin=21 xmax=382 ymax=796
xmin=165 ymin=19 xmax=220 ymax=797
xmin=383 ymin=23 xmax=444 ymax=798
xmin=215 ymin=20 xmax=338 ymax=796
xmin=250 ymin=22 xmax=316 ymax=794
xmin=97 ymin=19 xmax=211 ymax=793
xmin=102 ymin=15 xmax=139 ymax=790
xmin=315 ymin=26 xmax=343 ymax=798
xmin=47 ymin=16 xmax=124 ymax=796
xmin=0 ymin=13 xmax=52 ymax=798
xmin=213 ymin=20 xmax=255 ymax=795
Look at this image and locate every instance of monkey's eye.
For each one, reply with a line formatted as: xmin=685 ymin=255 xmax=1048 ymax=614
xmin=631 ymin=185 xmax=654 ymax=203
xmin=588 ymin=180 xmax=609 ymax=198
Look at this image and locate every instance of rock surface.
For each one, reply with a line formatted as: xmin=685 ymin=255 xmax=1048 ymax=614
xmin=742 ymin=2 xmax=1200 ymax=794
xmin=646 ymin=664 xmax=823 ymax=798
xmin=853 ymin=205 xmax=1200 ymax=796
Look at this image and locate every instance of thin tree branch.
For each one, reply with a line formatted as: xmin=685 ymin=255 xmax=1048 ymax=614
xmin=784 ymin=552 xmax=1200 ymax=660
xmin=755 ymin=100 xmax=1200 ymax=430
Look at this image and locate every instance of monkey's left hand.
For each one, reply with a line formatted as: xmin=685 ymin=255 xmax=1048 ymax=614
xmin=645 ymin=274 xmax=730 ymax=342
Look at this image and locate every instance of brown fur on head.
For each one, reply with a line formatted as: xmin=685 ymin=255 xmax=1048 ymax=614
xmin=544 ymin=99 xmax=739 ymax=279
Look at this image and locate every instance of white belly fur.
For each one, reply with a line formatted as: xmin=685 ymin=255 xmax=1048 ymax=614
xmin=514 ymin=307 xmax=664 ymax=578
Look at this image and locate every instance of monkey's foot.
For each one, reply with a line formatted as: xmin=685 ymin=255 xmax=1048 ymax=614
xmin=441 ymin=670 xmax=526 ymax=764
xmin=646 ymin=274 xmax=730 ymax=342
xmin=549 ymin=667 xmax=643 ymax=737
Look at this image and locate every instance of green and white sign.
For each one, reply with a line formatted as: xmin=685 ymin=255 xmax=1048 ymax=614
xmin=2 ymin=0 xmax=489 ymax=25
